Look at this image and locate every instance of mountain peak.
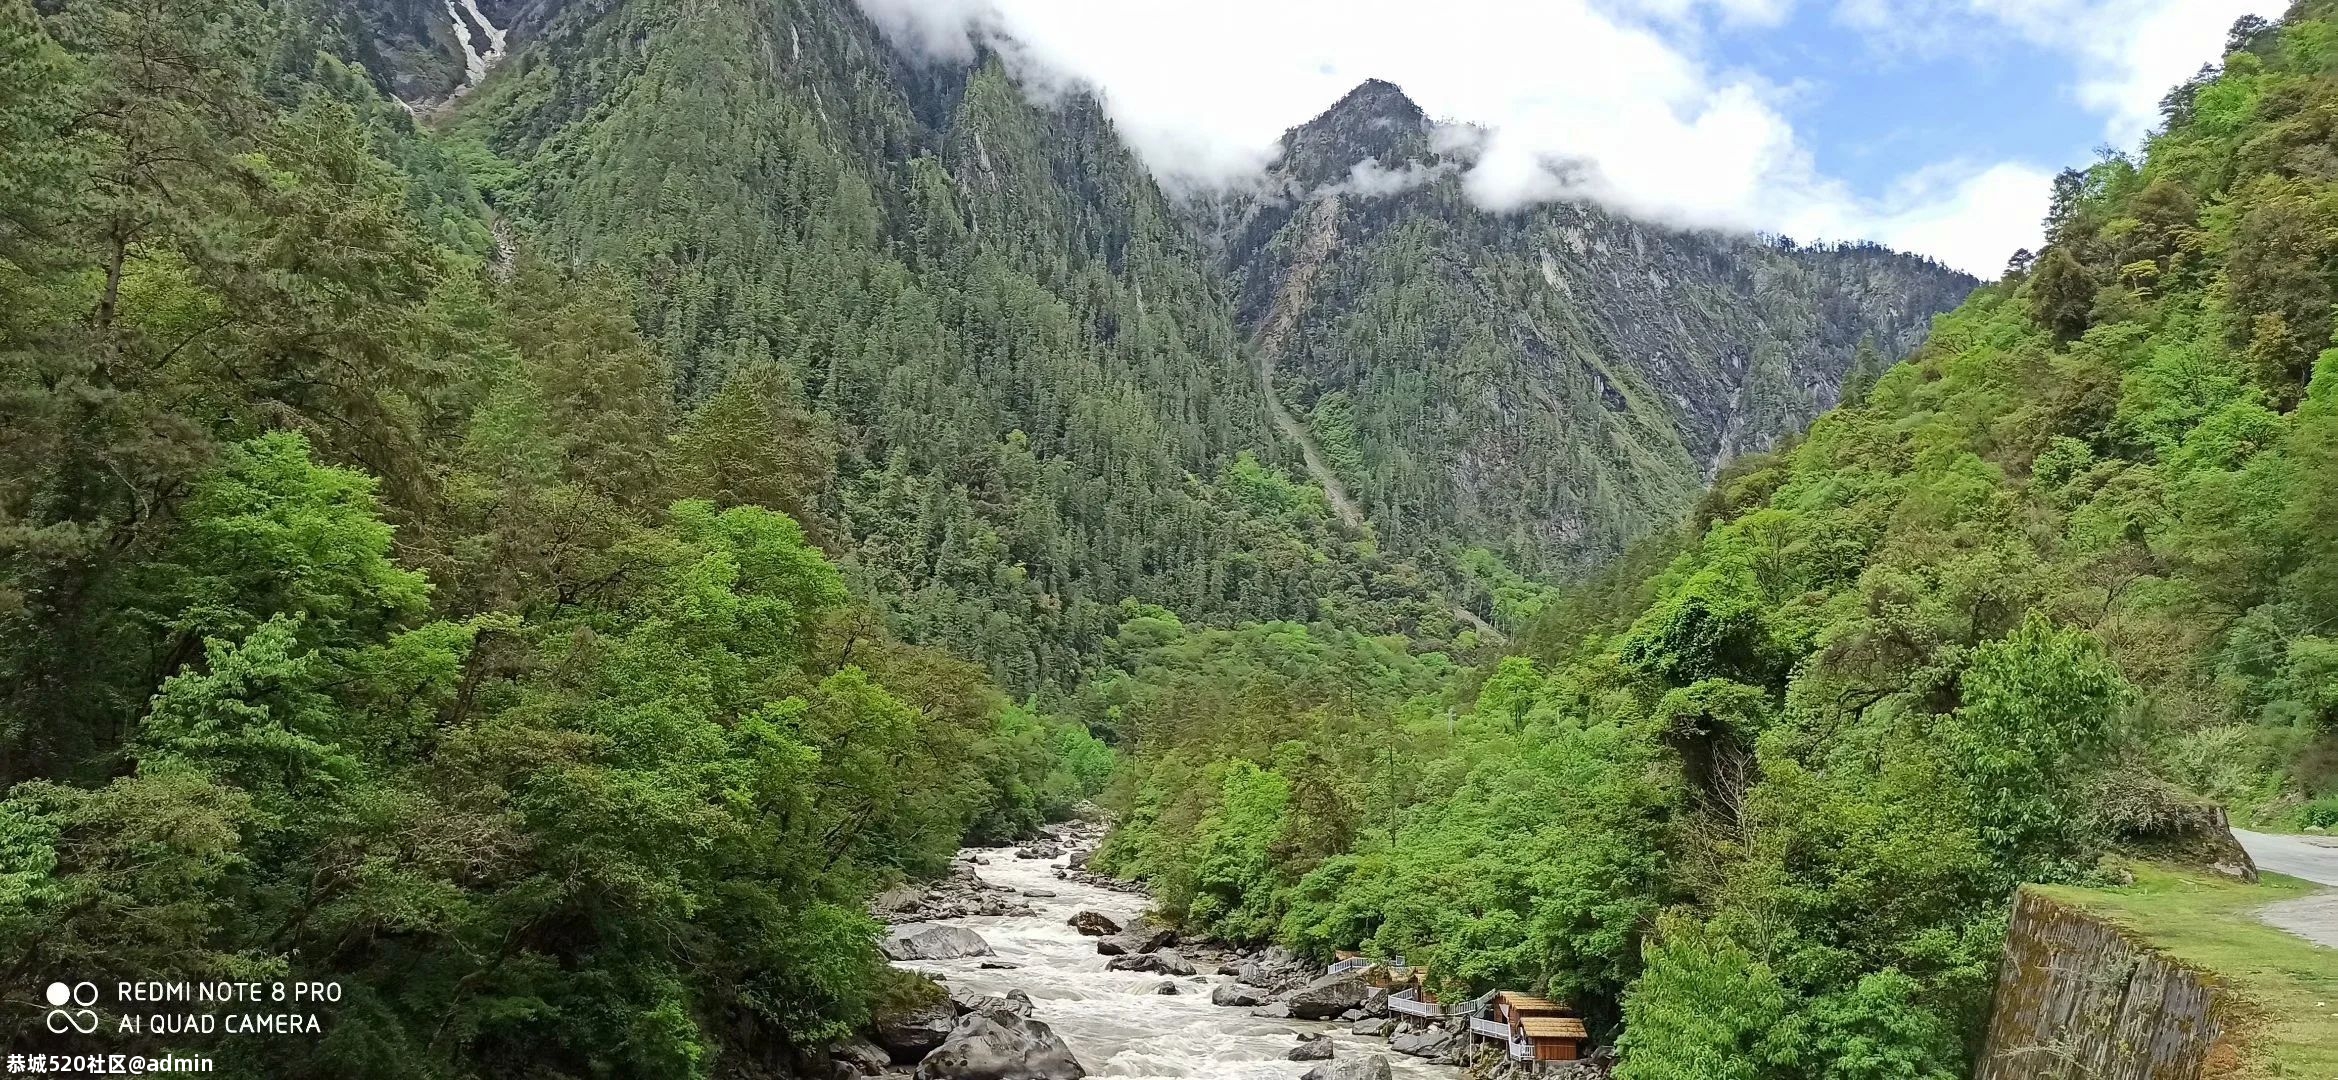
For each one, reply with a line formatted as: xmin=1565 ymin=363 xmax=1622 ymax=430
xmin=1307 ymin=79 xmax=1427 ymax=132
xmin=1274 ymin=79 xmax=1434 ymax=187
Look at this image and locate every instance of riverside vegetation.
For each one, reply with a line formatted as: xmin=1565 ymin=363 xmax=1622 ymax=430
xmin=1 ymin=0 xmax=2334 ymax=1079
xmin=1095 ymin=7 xmax=2338 ymax=1080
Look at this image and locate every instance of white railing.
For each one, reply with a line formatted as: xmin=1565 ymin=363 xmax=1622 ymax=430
xmin=1509 ymin=1035 xmax=1534 ymax=1061
xmin=1390 ymin=987 xmax=1497 ymax=1019
xmin=1468 ymin=1016 xmax=1511 ymax=1040
xmin=1325 ymin=954 xmax=1410 ymax=976
xmin=1388 ymin=988 xmax=1436 ymax=1018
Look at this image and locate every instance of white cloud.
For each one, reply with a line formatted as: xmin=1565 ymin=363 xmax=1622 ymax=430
xmin=854 ymin=0 xmax=991 ymax=63
xmin=1853 ymin=162 xmax=2057 ymax=277
xmin=1328 ymin=157 xmax=1460 ymax=198
xmin=1839 ymin=0 xmax=2287 ymax=145
xmin=848 ymin=0 xmax=2268 ymax=277
xmin=2047 ymin=0 xmax=2287 ymax=145
xmin=1602 ymin=0 xmax=1796 ymax=29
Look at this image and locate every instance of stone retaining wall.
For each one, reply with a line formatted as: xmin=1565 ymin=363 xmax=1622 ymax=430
xmin=1972 ymin=889 xmax=2241 ymax=1080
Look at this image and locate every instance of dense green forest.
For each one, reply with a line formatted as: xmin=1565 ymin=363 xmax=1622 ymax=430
xmin=0 ymin=0 xmax=1115 ymax=1072
xmin=1094 ymin=7 xmax=2338 ymax=1079
xmin=7 ymin=0 xmax=2334 ymax=1076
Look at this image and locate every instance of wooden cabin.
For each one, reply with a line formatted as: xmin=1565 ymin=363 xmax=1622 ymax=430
xmin=1486 ymin=992 xmax=1572 ymax=1026
xmin=1471 ymin=993 xmax=1587 ymax=1063
xmin=1515 ymin=1015 xmax=1589 ymax=1062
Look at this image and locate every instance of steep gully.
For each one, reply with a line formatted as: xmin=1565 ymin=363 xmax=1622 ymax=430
xmin=896 ymin=840 xmax=1461 ymax=1079
xmin=1251 ymin=197 xmax=1369 ymax=534
xmin=1249 ymin=197 xmax=1500 ymax=642
xmin=443 ymin=0 xmax=507 ymax=93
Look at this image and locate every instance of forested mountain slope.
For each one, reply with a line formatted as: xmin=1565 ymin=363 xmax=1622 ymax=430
xmin=1093 ymin=6 xmax=2338 ymax=1080
xmin=434 ymin=0 xmax=1497 ymax=688
xmin=389 ymin=0 xmax=1971 ymax=670
xmin=16 ymin=0 xmax=2307 ymax=1075
xmin=1195 ymin=80 xmax=1977 ymax=576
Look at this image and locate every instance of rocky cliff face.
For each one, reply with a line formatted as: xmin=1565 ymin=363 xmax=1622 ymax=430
xmin=320 ymin=0 xmax=547 ymax=102
xmin=1194 ymin=81 xmax=1977 ymax=573
xmin=1975 ymin=889 xmax=2239 ymax=1080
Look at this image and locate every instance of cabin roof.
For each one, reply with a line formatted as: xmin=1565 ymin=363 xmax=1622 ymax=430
xmin=1518 ymin=1016 xmax=1588 ymax=1040
xmin=1494 ymin=993 xmax=1571 ymax=1014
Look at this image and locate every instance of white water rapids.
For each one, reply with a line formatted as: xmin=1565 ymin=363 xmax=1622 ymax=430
xmin=901 ymin=848 xmax=1464 ymax=1079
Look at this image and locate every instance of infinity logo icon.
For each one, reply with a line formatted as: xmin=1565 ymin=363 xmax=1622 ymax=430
xmin=45 ymin=1007 xmax=99 ymax=1034
xmin=43 ymin=981 xmax=100 ymax=1033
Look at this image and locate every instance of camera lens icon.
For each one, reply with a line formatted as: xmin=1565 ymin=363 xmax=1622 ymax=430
xmin=44 ymin=980 xmax=100 ymax=1034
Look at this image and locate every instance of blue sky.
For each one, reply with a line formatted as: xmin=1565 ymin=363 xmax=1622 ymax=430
xmin=858 ymin=0 xmax=2285 ymax=275
xmin=1714 ymin=7 xmax=2087 ymax=199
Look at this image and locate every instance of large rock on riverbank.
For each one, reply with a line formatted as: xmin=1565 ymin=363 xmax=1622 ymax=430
xmin=882 ymin=925 xmax=994 ymax=962
xmin=914 ymin=1008 xmax=1086 ymax=1080
xmin=874 ymin=863 xmax=1037 ymax=925
xmin=1301 ymin=1055 xmax=1393 ymax=1080
xmin=1388 ymin=1024 xmax=1461 ymax=1060
xmin=1285 ymin=971 xmax=1370 ymax=1020
xmin=1210 ymin=983 xmax=1269 ymax=1008
xmin=871 ymin=1001 xmax=957 ymax=1063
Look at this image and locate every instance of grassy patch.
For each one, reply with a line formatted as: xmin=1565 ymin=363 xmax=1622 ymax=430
xmin=2036 ymin=864 xmax=2338 ymax=1078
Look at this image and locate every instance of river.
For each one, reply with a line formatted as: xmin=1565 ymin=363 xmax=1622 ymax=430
xmin=899 ymin=845 xmax=1464 ymax=1079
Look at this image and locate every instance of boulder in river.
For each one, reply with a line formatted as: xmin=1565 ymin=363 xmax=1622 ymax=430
xmin=1210 ymin=983 xmax=1269 ymax=1008
xmin=915 ymin=1008 xmax=1086 ymax=1080
xmin=1351 ymin=1016 xmax=1395 ymax=1038
xmin=871 ymin=885 xmax=924 ymax=915
xmin=882 ymin=925 xmax=994 ymax=961
xmin=949 ymin=988 xmax=1034 ymax=1018
xmin=1389 ymin=1025 xmax=1461 ymax=1059
xmin=1068 ymin=911 xmax=1122 ymax=936
xmin=1250 ymin=1002 xmax=1292 ymax=1019
xmin=1094 ymin=937 xmax=1127 ymax=956
xmin=1302 ymin=1055 xmax=1394 ymax=1080
xmin=1285 ymin=971 xmax=1370 ymax=1020
xmin=1130 ymin=926 xmax=1178 ymax=952
xmin=1154 ymin=981 xmax=1179 ymax=995
xmin=871 ymin=1000 xmax=957 ymax=1063
xmin=1361 ymin=987 xmax=1390 ymax=1018
xmin=828 ymin=1036 xmax=893 ymax=1076
xmin=1288 ymin=1033 xmax=1334 ymax=1061
xmin=1104 ymin=949 xmax=1195 ymax=976
xmin=1237 ymin=950 xmax=1314 ymax=992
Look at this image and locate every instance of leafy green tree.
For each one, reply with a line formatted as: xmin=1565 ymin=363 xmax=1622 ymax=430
xmin=1616 ymin=920 xmax=1791 ymax=1080
xmin=2026 ymin=247 xmax=2095 ymax=342
xmin=1941 ymin=615 xmax=2127 ymax=872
